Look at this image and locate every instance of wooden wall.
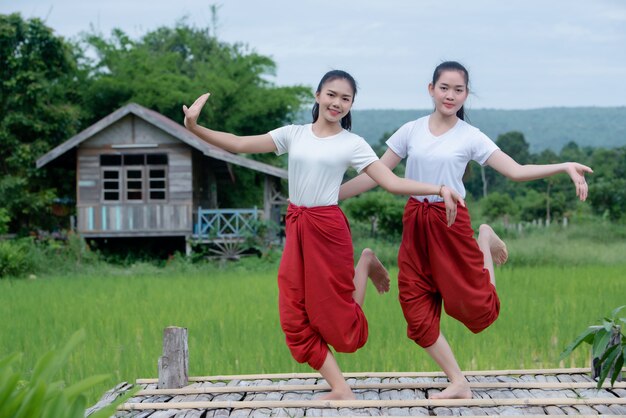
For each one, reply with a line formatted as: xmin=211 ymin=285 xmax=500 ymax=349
xmin=76 ymin=115 xmax=193 ymax=236
xmin=76 ymin=203 xmax=191 ymax=236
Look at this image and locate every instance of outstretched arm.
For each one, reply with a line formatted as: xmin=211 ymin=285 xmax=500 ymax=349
xmin=339 ymin=149 xmax=403 ymax=200
xmin=486 ymin=150 xmax=593 ymax=201
xmin=182 ymin=93 xmax=277 ymax=154
xmin=362 ymin=160 xmax=465 ymax=227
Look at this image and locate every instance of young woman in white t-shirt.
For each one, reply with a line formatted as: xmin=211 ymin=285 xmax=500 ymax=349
xmin=339 ymin=61 xmax=592 ymax=399
xmin=182 ymin=70 xmax=465 ymax=400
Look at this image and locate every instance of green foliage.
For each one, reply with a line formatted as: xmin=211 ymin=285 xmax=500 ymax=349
xmin=0 ymin=239 xmax=35 ymax=278
xmin=480 ymin=192 xmax=518 ymax=222
xmin=496 ymin=131 xmax=531 ymax=164
xmin=242 ymin=218 xmax=284 ymax=260
xmin=81 ymin=22 xmax=310 ymax=164
xmin=514 ymin=189 xmax=546 ymax=222
xmin=341 ymin=190 xmax=405 ymax=238
xmin=588 ymin=147 xmax=626 ymax=221
xmin=0 ymin=13 xmax=83 ymax=233
xmin=0 ymin=234 xmax=100 ymax=279
xmin=464 ymin=131 xmax=625 ymax=222
xmin=0 ymin=208 xmax=10 ymax=234
xmin=560 ymin=306 xmax=625 ymax=388
xmin=0 ymin=330 xmax=133 ymax=418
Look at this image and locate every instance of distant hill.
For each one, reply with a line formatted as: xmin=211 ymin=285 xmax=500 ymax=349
xmin=343 ymin=107 xmax=626 ymax=152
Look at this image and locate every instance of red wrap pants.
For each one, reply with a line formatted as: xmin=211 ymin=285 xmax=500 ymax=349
xmin=398 ymin=198 xmax=500 ymax=348
xmin=277 ymin=203 xmax=368 ymax=370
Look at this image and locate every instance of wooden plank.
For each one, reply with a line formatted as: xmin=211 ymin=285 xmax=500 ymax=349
xmin=135 ymin=380 xmax=626 ymax=396
xmin=118 ymin=397 xmax=626 ymax=411
xmin=168 ymin=191 xmax=193 ymax=202
xmin=80 ymin=231 xmax=190 ymax=238
xmin=135 ymin=367 xmax=599 ymax=384
xmin=78 ymin=170 xmax=101 ymax=180
xmin=79 ymin=188 xmax=99 ymax=203
xmin=85 ymin=382 xmax=133 ymax=416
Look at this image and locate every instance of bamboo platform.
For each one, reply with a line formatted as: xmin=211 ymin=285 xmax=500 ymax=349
xmin=88 ymin=367 xmax=626 ymax=417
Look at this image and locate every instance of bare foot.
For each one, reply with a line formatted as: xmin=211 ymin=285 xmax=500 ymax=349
xmin=479 ymin=224 xmax=508 ymax=266
xmin=430 ymin=381 xmax=472 ymax=399
xmin=362 ymin=248 xmax=390 ymax=294
xmin=316 ymin=389 xmax=356 ymax=400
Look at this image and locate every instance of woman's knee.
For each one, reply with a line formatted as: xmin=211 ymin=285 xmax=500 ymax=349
xmin=445 ymin=301 xmax=500 ymax=333
xmin=322 ymin=319 xmax=368 ymax=353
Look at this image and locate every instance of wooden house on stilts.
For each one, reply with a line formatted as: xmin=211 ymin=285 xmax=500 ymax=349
xmin=36 ymin=103 xmax=287 ymax=255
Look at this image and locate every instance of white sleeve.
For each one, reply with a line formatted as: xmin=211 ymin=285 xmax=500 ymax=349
xmin=351 ymin=137 xmax=379 ymax=173
xmin=268 ymin=125 xmax=292 ymax=156
xmin=472 ymin=130 xmax=500 ymax=166
xmin=385 ymin=122 xmax=411 ymax=159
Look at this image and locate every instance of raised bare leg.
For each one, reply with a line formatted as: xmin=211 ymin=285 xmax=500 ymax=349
xmin=425 ymin=333 xmax=472 ymax=399
xmin=353 ymin=248 xmax=390 ymax=306
xmin=316 ymin=351 xmax=355 ymax=400
xmin=477 ymin=224 xmax=508 ymax=286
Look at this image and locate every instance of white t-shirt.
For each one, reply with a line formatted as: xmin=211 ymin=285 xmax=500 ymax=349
xmin=386 ymin=115 xmax=499 ymax=202
xmin=270 ymin=124 xmax=378 ymax=207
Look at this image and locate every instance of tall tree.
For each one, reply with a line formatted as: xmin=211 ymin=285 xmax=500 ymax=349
xmin=81 ymin=23 xmax=310 ymax=162
xmin=0 ymin=13 xmax=83 ymax=233
xmin=587 ymin=146 xmax=626 ymax=221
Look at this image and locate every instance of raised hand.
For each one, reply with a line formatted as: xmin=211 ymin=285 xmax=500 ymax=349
xmin=565 ymin=162 xmax=593 ymax=201
xmin=182 ymin=93 xmax=210 ymax=130
xmin=441 ymin=186 xmax=466 ymax=227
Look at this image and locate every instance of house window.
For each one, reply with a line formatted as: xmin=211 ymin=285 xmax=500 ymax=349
xmin=102 ymin=170 xmax=121 ymax=201
xmin=149 ymin=169 xmax=167 ymax=200
xmin=100 ymin=153 xmax=168 ymax=202
xmin=125 ymin=168 xmax=143 ymax=200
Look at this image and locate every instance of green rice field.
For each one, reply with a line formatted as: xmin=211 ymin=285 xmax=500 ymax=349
xmin=1 ymin=258 xmax=624 ymax=404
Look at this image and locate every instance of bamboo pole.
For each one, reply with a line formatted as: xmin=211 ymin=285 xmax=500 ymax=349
xmin=136 ymin=367 xmax=598 ymax=384
xmin=134 ymin=380 xmax=626 ymax=396
xmin=118 ymin=396 xmax=626 ymax=411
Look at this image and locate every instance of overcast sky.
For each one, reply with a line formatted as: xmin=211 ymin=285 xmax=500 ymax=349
xmin=3 ymin=0 xmax=626 ymax=110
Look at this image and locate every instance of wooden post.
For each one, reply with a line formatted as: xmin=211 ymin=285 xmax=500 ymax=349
xmin=263 ymin=175 xmax=272 ymax=222
xmin=592 ymin=327 xmax=622 ymax=382
xmin=158 ymin=326 xmax=189 ymax=389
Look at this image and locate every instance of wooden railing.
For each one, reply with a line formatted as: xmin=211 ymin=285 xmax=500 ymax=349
xmin=194 ymin=208 xmax=259 ymax=239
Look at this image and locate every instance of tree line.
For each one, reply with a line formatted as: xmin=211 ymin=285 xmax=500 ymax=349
xmin=343 ymin=131 xmax=626 ymax=237
xmin=1 ymin=13 xmax=624 ymax=236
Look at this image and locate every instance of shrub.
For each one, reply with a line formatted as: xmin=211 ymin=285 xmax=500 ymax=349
xmin=0 ymin=239 xmax=35 ymax=278
xmin=0 ymin=234 xmax=101 ymax=278
xmin=481 ymin=191 xmax=518 ymax=222
xmin=342 ymin=191 xmax=406 ymax=238
xmin=0 ymin=330 xmax=134 ymax=417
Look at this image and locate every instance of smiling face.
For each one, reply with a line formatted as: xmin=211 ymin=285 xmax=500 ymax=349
xmin=314 ymin=78 xmax=355 ymax=124
xmin=428 ymin=69 xmax=469 ymax=118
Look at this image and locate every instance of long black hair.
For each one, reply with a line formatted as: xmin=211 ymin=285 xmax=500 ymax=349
xmin=432 ymin=61 xmax=469 ymax=121
xmin=311 ymin=70 xmax=357 ymax=131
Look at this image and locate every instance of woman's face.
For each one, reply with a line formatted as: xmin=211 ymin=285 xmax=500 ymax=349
xmin=429 ymin=70 xmax=469 ymax=117
xmin=315 ymin=78 xmax=354 ymax=124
